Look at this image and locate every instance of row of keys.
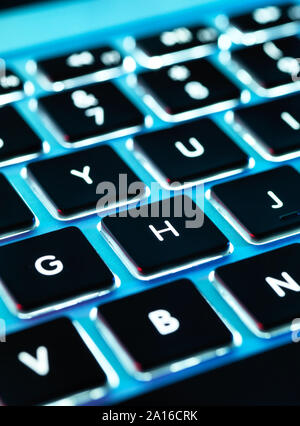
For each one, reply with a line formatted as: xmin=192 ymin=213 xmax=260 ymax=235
xmin=3 ymin=221 xmax=300 ymax=404
xmin=0 ymin=279 xmax=235 ymax=405
xmin=3 ymin=20 xmax=300 ymax=114
xmin=3 ymin=51 xmax=300 ymax=154
xmin=0 ymin=196 xmax=230 ymax=317
xmin=2 ymin=87 xmax=300 ymax=172
xmin=5 ymin=240 xmax=300 ymax=406
xmin=2 ymin=91 xmax=300 ymax=176
xmin=2 ymin=166 xmax=300 ymax=316
xmin=0 ymin=125 xmax=248 ymax=237
xmin=1 ymin=126 xmax=300 ymax=246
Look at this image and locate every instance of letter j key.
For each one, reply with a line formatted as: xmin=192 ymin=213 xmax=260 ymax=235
xmin=209 ymin=166 xmax=300 ymax=244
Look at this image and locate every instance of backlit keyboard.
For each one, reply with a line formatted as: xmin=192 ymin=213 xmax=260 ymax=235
xmin=1 ymin=0 xmax=300 ymax=406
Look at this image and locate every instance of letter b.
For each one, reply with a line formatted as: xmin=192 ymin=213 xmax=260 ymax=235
xmin=148 ymin=309 xmax=180 ymax=335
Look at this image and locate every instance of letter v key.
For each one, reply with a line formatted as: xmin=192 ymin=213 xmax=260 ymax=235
xmin=18 ymin=346 xmax=50 ymax=376
xmin=267 ymin=190 xmax=283 ymax=209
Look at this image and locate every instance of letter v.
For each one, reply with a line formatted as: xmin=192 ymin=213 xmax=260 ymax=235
xmin=18 ymin=346 xmax=50 ymax=376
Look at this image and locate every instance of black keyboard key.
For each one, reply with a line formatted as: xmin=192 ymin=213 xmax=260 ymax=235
xmin=234 ymin=93 xmax=300 ymax=160
xmin=0 ymin=68 xmax=24 ymax=105
xmin=229 ymin=3 xmax=300 ymax=42
xmin=232 ymin=36 xmax=300 ymax=96
xmin=100 ymin=195 xmax=230 ymax=279
xmin=132 ymin=118 xmax=250 ymax=188
xmin=0 ymin=106 xmax=42 ymax=166
xmin=98 ymin=279 xmax=234 ymax=376
xmin=214 ymin=243 xmax=300 ymax=336
xmin=0 ymin=318 xmax=108 ymax=406
xmin=35 ymin=46 xmax=124 ymax=90
xmin=0 ymin=227 xmax=116 ymax=318
xmin=119 ymin=341 xmax=300 ymax=405
xmin=209 ymin=166 xmax=300 ymax=243
xmin=0 ymin=173 xmax=35 ymax=238
xmin=27 ymin=145 xmax=147 ymax=219
xmin=38 ymin=82 xmax=144 ymax=147
xmin=135 ymin=25 xmax=218 ymax=68
xmin=137 ymin=59 xmax=240 ymax=121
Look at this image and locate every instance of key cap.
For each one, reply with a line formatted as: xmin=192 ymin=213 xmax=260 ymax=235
xmin=0 ymin=173 xmax=35 ymax=238
xmin=119 ymin=341 xmax=300 ymax=405
xmin=0 ymin=227 xmax=117 ymax=318
xmin=98 ymin=279 xmax=234 ymax=376
xmin=131 ymin=118 xmax=250 ymax=188
xmin=228 ymin=3 xmax=300 ymax=44
xmin=232 ymin=36 xmax=300 ymax=96
xmin=137 ymin=59 xmax=240 ymax=121
xmin=38 ymin=82 xmax=144 ymax=147
xmin=0 ymin=318 xmax=108 ymax=405
xmin=234 ymin=93 xmax=300 ymax=161
xmin=0 ymin=68 xmax=24 ymax=105
xmin=214 ymin=243 xmax=300 ymax=336
xmin=209 ymin=165 xmax=300 ymax=244
xmin=35 ymin=46 xmax=124 ymax=90
xmin=134 ymin=25 xmax=218 ymax=68
xmin=0 ymin=106 xmax=42 ymax=166
xmin=100 ymin=195 xmax=231 ymax=279
xmin=27 ymin=145 xmax=147 ymax=219
xmin=234 ymin=93 xmax=300 ymax=160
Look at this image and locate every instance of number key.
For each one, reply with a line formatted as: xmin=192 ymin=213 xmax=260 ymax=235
xmin=38 ymin=82 xmax=145 ymax=147
xmin=134 ymin=25 xmax=218 ymax=68
xmin=138 ymin=59 xmax=240 ymax=122
xmin=232 ymin=36 xmax=300 ymax=97
xmin=228 ymin=3 xmax=300 ymax=44
xmin=34 ymin=46 xmax=124 ymax=90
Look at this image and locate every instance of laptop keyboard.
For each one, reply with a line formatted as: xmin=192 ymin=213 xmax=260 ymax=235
xmin=1 ymin=0 xmax=300 ymax=406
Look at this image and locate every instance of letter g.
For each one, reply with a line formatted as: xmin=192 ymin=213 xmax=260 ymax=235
xmin=35 ymin=255 xmax=64 ymax=276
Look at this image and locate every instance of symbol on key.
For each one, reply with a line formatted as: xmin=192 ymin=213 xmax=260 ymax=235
xmin=267 ymin=190 xmax=283 ymax=209
xmin=168 ymin=65 xmax=190 ymax=81
xmin=84 ymin=106 xmax=104 ymax=126
xmin=98 ymin=279 xmax=233 ymax=375
xmin=71 ymin=90 xmax=98 ymax=109
xmin=66 ymin=51 xmax=95 ymax=68
xmin=35 ymin=255 xmax=64 ymax=276
xmin=280 ymin=111 xmax=300 ymax=130
xmin=175 ymin=137 xmax=205 ymax=158
xmin=265 ymin=271 xmax=300 ymax=298
xmin=148 ymin=220 xmax=180 ymax=242
xmin=148 ymin=309 xmax=180 ymax=335
xmin=70 ymin=165 xmax=93 ymax=184
xmin=184 ymin=81 xmax=209 ymax=100
xmin=18 ymin=346 xmax=49 ymax=376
